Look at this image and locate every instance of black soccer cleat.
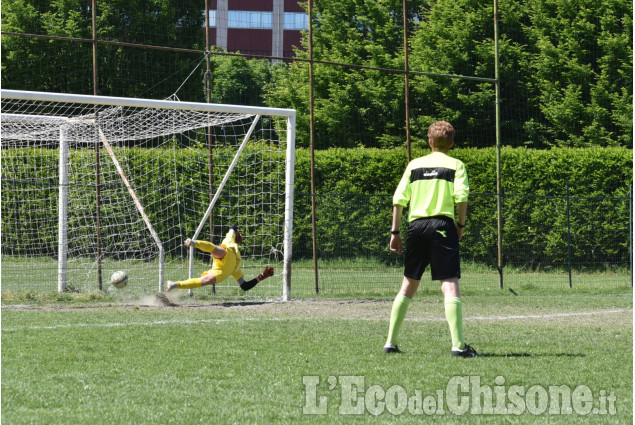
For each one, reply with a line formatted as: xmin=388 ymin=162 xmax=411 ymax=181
xmin=451 ymin=344 xmax=479 ymax=357
xmin=383 ymin=344 xmax=402 ymax=354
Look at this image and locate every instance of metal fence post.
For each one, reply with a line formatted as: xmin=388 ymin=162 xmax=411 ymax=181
xmin=308 ymin=0 xmax=319 ymax=294
xmin=494 ymin=0 xmax=503 ymax=289
xmin=566 ymin=182 xmax=572 ymax=288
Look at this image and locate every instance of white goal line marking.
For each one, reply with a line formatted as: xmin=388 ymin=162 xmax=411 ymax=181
xmin=2 ymin=317 xmax=243 ymax=332
xmin=407 ymin=308 xmax=632 ymax=322
xmin=1 ymin=308 xmax=630 ymax=332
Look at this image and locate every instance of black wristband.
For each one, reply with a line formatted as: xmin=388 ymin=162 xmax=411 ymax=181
xmin=391 ymin=230 xmax=400 ymax=234
xmin=456 ymin=222 xmax=466 ymax=228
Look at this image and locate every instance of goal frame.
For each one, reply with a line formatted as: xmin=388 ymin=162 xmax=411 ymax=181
xmin=1 ymin=89 xmax=296 ymax=301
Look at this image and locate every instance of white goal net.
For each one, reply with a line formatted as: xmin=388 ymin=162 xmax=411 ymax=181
xmin=1 ymin=90 xmax=295 ymax=300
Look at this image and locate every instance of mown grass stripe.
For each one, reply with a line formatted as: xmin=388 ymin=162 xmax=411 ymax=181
xmin=2 ymin=308 xmax=630 ymax=332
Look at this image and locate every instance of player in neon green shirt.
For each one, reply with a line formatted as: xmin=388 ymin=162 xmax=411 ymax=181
xmin=166 ymin=225 xmax=274 ymax=293
xmin=385 ymin=121 xmax=478 ymax=357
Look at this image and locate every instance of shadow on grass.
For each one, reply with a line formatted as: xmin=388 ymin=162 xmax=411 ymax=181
xmin=478 ymin=352 xmax=585 ymax=358
xmin=221 ymin=301 xmax=268 ymax=307
xmin=384 ymin=352 xmax=585 ymax=358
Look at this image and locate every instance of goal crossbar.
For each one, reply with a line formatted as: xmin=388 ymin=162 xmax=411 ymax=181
xmin=1 ymin=89 xmax=296 ymax=118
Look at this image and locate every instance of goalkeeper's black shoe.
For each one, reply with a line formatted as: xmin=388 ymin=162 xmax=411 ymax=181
xmin=451 ymin=344 xmax=480 ymax=358
xmin=383 ymin=344 xmax=402 ymax=354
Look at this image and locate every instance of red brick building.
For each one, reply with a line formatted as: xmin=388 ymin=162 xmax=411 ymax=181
xmin=206 ymin=0 xmax=308 ymax=58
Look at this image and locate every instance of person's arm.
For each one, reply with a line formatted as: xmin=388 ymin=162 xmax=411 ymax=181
xmin=455 ymin=202 xmax=467 ymax=240
xmin=453 ymin=160 xmax=469 ymax=241
xmin=391 ymin=162 xmax=412 ymax=255
xmin=390 ymin=205 xmax=404 ymax=255
xmin=237 ymin=267 xmax=274 ymax=291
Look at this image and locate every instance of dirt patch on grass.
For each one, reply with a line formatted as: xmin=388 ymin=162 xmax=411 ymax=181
xmin=3 ymin=296 xmax=630 ymax=328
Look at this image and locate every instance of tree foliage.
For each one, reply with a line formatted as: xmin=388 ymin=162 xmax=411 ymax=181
xmin=205 ymin=51 xmax=273 ymax=106
xmin=265 ymin=0 xmax=632 ymax=148
xmin=265 ymin=0 xmax=416 ymax=148
xmin=1 ymin=0 xmax=205 ymax=98
xmin=2 ymin=0 xmax=93 ymax=93
xmin=2 ymin=0 xmax=632 ymax=148
xmin=522 ymin=0 xmax=633 ymax=147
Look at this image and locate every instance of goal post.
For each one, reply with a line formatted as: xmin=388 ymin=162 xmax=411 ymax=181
xmin=1 ymin=89 xmax=295 ymax=300
xmin=282 ymin=113 xmax=296 ymax=302
xmin=59 ymin=123 xmax=70 ymax=293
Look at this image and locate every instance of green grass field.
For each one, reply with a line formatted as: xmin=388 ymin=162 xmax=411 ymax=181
xmin=2 ymin=284 xmax=632 ymax=424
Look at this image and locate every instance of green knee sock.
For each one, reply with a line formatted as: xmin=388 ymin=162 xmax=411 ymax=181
xmin=445 ymin=297 xmax=465 ymax=349
xmin=386 ymin=294 xmax=411 ymax=346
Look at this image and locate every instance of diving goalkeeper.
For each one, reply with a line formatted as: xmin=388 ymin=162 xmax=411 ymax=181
xmin=166 ymin=225 xmax=274 ymax=292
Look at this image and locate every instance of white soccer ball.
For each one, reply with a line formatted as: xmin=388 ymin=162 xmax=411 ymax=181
xmin=110 ymin=270 xmax=128 ymax=288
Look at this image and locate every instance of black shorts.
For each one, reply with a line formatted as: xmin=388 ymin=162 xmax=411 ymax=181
xmin=404 ymin=216 xmax=461 ymax=281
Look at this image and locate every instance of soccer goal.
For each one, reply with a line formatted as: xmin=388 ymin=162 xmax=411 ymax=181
xmin=1 ymin=90 xmax=295 ymax=301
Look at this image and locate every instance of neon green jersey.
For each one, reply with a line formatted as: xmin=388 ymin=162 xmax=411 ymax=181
xmin=393 ymin=152 xmax=469 ymax=223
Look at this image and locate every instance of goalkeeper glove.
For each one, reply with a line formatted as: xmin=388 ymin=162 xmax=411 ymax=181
xmin=258 ymin=266 xmax=274 ymax=281
xmin=239 ymin=267 xmax=273 ymax=292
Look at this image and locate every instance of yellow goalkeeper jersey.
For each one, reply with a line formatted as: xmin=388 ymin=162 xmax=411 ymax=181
xmin=195 ymin=231 xmax=244 ymax=282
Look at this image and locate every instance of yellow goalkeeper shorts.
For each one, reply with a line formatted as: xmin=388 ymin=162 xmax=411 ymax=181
xmin=201 ymin=244 xmax=244 ymax=283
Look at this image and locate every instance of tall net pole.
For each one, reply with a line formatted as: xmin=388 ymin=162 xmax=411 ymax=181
xmin=308 ymin=0 xmax=319 ymax=294
xmin=494 ymin=0 xmax=503 ymax=289
xmin=630 ymin=184 xmax=633 ymax=287
xmin=204 ymin=0 xmax=216 ymax=294
xmin=402 ymin=0 xmax=411 ymax=163
xmin=92 ymin=0 xmax=104 ymax=291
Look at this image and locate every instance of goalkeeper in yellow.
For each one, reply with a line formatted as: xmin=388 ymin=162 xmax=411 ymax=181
xmin=166 ymin=225 xmax=274 ymax=292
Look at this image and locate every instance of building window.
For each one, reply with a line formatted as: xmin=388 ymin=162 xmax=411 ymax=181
xmin=284 ymin=12 xmax=308 ymax=30
xmin=204 ymin=10 xmax=308 ymax=30
xmin=229 ymin=11 xmax=273 ymax=29
xmin=205 ymin=10 xmax=216 ymax=27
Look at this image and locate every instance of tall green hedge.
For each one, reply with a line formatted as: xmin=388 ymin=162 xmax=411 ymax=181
xmin=2 ymin=146 xmax=632 ymax=270
xmin=292 ymin=146 xmax=632 ymax=269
